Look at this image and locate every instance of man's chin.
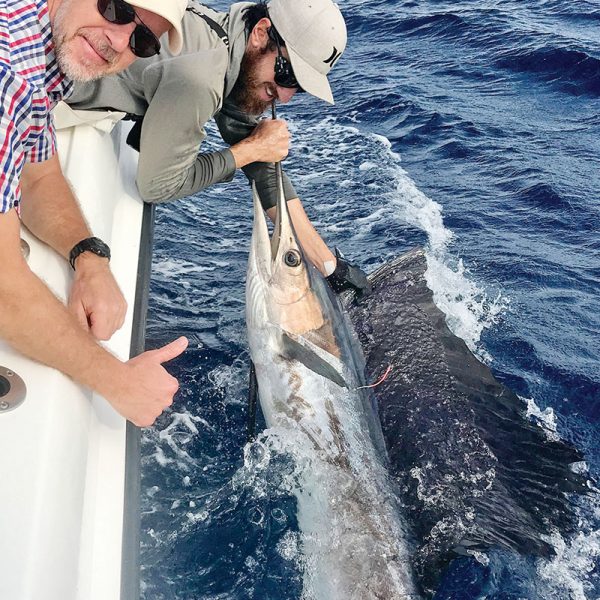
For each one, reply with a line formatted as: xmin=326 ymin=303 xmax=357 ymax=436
xmin=57 ymin=48 xmax=104 ymax=81
xmin=56 ymin=39 xmax=126 ymax=81
xmin=241 ymin=98 xmax=271 ymax=117
xmin=58 ymin=61 xmax=104 ymax=82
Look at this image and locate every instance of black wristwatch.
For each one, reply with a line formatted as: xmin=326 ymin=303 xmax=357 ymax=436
xmin=69 ymin=237 xmax=111 ymax=270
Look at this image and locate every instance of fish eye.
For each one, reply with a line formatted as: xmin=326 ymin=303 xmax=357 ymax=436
xmin=283 ymin=250 xmax=302 ymax=268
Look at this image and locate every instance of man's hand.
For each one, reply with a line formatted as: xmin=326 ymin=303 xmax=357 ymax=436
xmin=326 ymin=251 xmax=372 ymax=296
xmin=68 ymin=252 xmax=127 ymax=340
xmin=105 ymin=337 xmax=189 ymax=427
xmin=231 ymin=119 xmax=290 ymax=167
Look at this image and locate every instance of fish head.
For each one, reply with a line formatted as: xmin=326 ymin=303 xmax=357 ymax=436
xmin=248 ymin=180 xmax=326 ymax=337
xmin=247 ymin=178 xmax=364 ymax=390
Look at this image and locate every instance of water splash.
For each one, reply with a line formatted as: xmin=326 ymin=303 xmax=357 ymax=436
xmin=294 ymin=118 xmax=508 ymax=358
xmin=537 ymin=495 xmax=600 ymax=599
xmin=525 ymin=397 xmax=561 ymax=442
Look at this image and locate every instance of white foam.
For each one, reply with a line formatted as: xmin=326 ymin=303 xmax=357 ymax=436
xmin=277 ymin=531 xmax=300 ymax=561
xmin=207 ymin=356 xmax=250 ymax=406
xmin=525 ymin=397 xmax=561 ymax=441
xmin=145 ymin=411 xmax=209 ymax=470
xmin=382 ymin=145 xmax=507 ymax=356
xmin=424 ymin=254 xmax=507 ymax=359
xmin=152 ymin=257 xmax=219 ymax=277
xmin=358 ymin=161 xmax=380 ymax=171
xmin=537 ymin=501 xmax=600 ymax=599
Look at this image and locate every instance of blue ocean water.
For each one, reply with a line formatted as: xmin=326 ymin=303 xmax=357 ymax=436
xmin=140 ymin=0 xmax=600 ymax=598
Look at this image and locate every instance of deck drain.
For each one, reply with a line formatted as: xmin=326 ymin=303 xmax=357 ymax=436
xmin=0 ymin=367 xmax=26 ymax=413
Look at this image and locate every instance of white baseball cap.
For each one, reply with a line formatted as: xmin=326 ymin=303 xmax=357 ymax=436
xmin=128 ymin=0 xmax=188 ymax=55
xmin=268 ymin=0 xmax=347 ymax=104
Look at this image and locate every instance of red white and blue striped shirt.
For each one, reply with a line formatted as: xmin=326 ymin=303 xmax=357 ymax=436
xmin=0 ymin=0 xmax=72 ymax=212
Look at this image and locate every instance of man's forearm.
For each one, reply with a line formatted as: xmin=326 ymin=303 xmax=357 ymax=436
xmin=0 ymin=208 xmax=184 ymax=426
xmin=20 ymin=155 xmax=91 ymax=258
xmin=0 ymin=253 xmax=123 ymax=397
xmin=136 ymin=148 xmax=236 ymax=203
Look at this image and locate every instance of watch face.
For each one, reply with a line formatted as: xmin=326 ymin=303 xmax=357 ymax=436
xmin=88 ymin=239 xmax=111 ymax=257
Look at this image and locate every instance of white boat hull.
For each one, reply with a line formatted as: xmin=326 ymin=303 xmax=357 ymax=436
xmin=0 ymin=104 xmax=148 ymax=600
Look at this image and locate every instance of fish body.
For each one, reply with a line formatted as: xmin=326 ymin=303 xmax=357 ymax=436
xmin=245 ymin=182 xmax=419 ymax=599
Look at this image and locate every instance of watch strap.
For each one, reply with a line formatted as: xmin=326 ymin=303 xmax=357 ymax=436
xmin=69 ymin=237 xmax=111 ymax=270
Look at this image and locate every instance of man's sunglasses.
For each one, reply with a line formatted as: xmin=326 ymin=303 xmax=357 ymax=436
xmin=267 ymin=25 xmax=304 ymax=92
xmin=97 ymin=0 xmax=161 ymax=58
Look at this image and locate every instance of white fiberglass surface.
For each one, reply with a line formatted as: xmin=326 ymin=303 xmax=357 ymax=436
xmin=0 ymin=106 xmax=141 ymax=600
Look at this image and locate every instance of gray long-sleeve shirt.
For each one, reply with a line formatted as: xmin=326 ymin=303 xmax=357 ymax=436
xmin=68 ymin=1 xmax=296 ymax=209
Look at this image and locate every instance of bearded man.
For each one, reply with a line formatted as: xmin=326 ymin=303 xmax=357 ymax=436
xmin=0 ymin=0 xmax=190 ymax=427
xmin=69 ymin=0 xmax=369 ymax=293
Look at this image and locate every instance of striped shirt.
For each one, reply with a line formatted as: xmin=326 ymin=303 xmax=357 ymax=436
xmin=0 ymin=0 xmax=72 ymax=213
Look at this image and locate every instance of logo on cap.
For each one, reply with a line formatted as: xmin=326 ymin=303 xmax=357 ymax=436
xmin=323 ymin=47 xmax=342 ymax=67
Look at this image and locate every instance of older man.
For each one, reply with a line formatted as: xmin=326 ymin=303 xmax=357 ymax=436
xmin=0 ymin=0 xmax=188 ymax=427
xmin=70 ymin=0 xmax=370 ymax=293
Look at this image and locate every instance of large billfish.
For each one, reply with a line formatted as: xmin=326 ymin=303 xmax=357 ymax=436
xmin=245 ymin=179 xmax=420 ymax=599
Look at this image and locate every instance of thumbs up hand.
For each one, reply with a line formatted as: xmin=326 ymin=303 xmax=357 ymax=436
xmin=105 ymin=336 xmax=189 ymax=427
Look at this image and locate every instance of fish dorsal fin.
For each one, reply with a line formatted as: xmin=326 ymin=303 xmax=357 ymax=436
xmin=281 ymin=331 xmax=348 ymax=388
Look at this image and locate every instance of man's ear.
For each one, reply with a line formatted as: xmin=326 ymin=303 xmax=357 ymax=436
xmin=248 ymin=17 xmax=272 ymax=50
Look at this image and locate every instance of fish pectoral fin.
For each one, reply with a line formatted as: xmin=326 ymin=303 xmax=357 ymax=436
xmin=281 ymin=331 xmax=349 ymax=388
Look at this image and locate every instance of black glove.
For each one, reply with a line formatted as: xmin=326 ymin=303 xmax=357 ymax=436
xmin=326 ymin=250 xmax=371 ymax=295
